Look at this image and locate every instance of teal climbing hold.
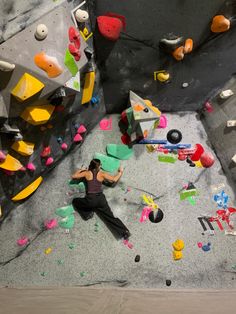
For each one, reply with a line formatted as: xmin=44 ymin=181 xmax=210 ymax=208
xmin=94 ymin=153 xmax=120 ymax=173
xmin=68 ymin=180 xmax=86 ymax=192
xmin=59 ymin=214 xmax=75 ymax=229
xmin=106 ymin=144 xmax=133 ymax=160
xmin=55 ymin=205 xmax=74 ymax=218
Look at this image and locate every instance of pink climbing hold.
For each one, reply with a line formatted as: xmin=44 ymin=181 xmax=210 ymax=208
xmin=19 ymin=166 xmax=26 ymax=172
xmin=26 ymin=163 xmax=36 ymax=171
xmin=157 ymin=115 xmax=168 ymax=128
xmin=204 ymin=102 xmax=213 ymax=113
xmin=77 ymin=124 xmax=87 ymax=134
xmin=140 ymin=207 xmax=152 ymax=223
xmin=197 ymin=242 xmax=203 ymax=248
xmin=45 ymin=218 xmax=58 ymax=230
xmin=0 ymin=150 xmax=6 ymax=162
xmin=123 ymin=239 xmax=133 ymax=249
xmin=17 ymin=237 xmax=29 ymax=246
xmin=46 ymin=157 xmax=54 ymax=166
xmin=73 ymin=133 xmax=83 ymax=143
xmin=61 ymin=143 xmax=68 ymax=151
xmin=3 ymin=169 xmax=14 ymax=176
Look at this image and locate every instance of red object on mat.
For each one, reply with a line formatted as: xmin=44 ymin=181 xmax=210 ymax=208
xmin=121 ymin=133 xmax=131 ymax=145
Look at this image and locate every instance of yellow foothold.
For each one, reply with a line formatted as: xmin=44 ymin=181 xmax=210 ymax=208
xmin=11 ymin=176 xmax=43 ymax=201
xmin=81 ymin=71 xmax=95 ymax=105
xmin=11 ymin=140 xmax=34 ymax=156
xmin=21 ymin=105 xmax=55 ymax=125
xmin=11 ymin=73 xmax=45 ymax=102
xmin=0 ymin=154 xmax=23 ymax=171
xmin=45 ymin=247 xmax=52 ymax=255
xmin=172 ymin=239 xmax=185 ymax=251
xmin=173 ymin=250 xmax=183 ymax=260
xmin=195 ymin=160 xmax=203 ymax=168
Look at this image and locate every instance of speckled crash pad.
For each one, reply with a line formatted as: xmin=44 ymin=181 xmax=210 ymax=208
xmin=94 ymin=153 xmax=120 ymax=173
xmin=106 ymin=144 xmax=134 ymax=160
xmin=59 ymin=214 xmax=75 ymax=229
xmin=55 ymin=205 xmax=74 ymax=218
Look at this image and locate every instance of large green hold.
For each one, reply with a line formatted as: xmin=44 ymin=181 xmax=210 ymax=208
xmin=158 ymin=154 xmax=177 ymax=163
xmin=59 ymin=214 xmax=75 ymax=229
xmin=64 ymin=49 xmax=78 ymax=76
xmin=106 ymin=144 xmax=133 ymax=160
xmin=94 ymin=153 xmax=120 ymax=173
xmin=55 ymin=205 xmax=74 ymax=218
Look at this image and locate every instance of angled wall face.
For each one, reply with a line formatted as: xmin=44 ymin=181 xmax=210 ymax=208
xmin=201 ymin=76 xmax=236 ymax=188
xmin=90 ymin=0 xmax=236 ymax=113
xmin=0 ymin=1 xmax=105 ymax=221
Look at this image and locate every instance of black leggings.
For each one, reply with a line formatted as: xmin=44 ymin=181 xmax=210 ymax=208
xmin=72 ymin=193 xmax=129 ymax=239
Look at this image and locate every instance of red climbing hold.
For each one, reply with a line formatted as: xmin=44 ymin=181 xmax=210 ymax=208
xmin=121 ymin=133 xmax=131 ymax=145
xmin=190 ymin=144 xmax=204 ymax=162
xmin=68 ymin=27 xmax=81 ymax=48
xmin=97 ymin=16 xmax=124 ymax=41
xmin=40 ymin=146 xmax=51 ymax=158
xmin=68 ymin=44 xmax=81 ymax=61
xmin=200 ymin=152 xmax=215 ymax=168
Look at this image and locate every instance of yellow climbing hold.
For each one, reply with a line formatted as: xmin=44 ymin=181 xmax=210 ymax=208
xmin=11 ymin=73 xmax=45 ymax=102
xmin=21 ymin=105 xmax=55 ymax=125
xmin=81 ymin=71 xmax=95 ymax=104
xmin=144 ymin=99 xmax=161 ymax=116
xmin=11 ymin=140 xmax=34 ymax=156
xmin=195 ymin=160 xmax=203 ymax=168
xmin=173 ymin=250 xmax=183 ymax=261
xmin=0 ymin=154 xmax=23 ymax=171
xmin=172 ymin=239 xmax=185 ymax=251
xmin=45 ymin=247 xmax=52 ymax=255
xmin=11 ymin=176 xmax=43 ymax=201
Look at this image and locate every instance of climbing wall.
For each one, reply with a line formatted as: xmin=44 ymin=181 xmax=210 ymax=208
xmin=89 ymin=0 xmax=236 ymax=113
xmin=201 ymin=76 xmax=236 ymax=187
xmin=0 ymin=1 xmax=106 ymax=220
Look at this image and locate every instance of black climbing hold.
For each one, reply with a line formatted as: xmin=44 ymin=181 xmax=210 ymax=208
xmin=167 ymin=129 xmax=182 ymax=144
xmin=135 ymin=255 xmax=140 ymax=262
xmin=189 ymin=162 xmax=196 ymax=167
xmin=149 ymin=209 xmax=164 ymax=223
xmin=166 ymin=279 xmax=171 ymax=286
xmin=144 ymin=108 xmax=149 ymax=113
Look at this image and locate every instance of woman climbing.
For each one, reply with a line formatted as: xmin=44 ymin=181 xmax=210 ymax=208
xmin=71 ymin=158 xmax=131 ymax=240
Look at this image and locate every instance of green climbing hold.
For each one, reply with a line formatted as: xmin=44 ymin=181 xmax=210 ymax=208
xmin=158 ymin=154 xmax=177 ymax=163
xmin=59 ymin=214 xmax=75 ymax=229
xmin=68 ymin=243 xmax=76 ymax=249
xmin=57 ymin=259 xmax=64 ymax=265
xmin=180 ymin=189 xmax=197 ymax=201
xmin=80 ymin=272 xmax=86 ymax=277
xmin=94 ymin=153 xmax=120 ymax=173
xmin=55 ymin=205 xmax=74 ymax=218
xmin=40 ymin=272 xmax=47 ymax=277
xmin=68 ymin=180 xmax=86 ymax=192
xmin=64 ymin=49 xmax=78 ymax=76
xmin=106 ymin=144 xmax=134 ymax=160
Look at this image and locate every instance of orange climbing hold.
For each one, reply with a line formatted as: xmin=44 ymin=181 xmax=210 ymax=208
xmin=211 ymin=15 xmax=230 ymax=33
xmin=34 ymin=52 xmax=63 ymax=78
xmin=11 ymin=176 xmax=43 ymax=201
xmin=11 ymin=140 xmax=34 ymax=156
xmin=184 ymin=38 xmax=193 ymax=54
xmin=172 ymin=46 xmax=185 ymax=61
xmin=0 ymin=154 xmax=23 ymax=171
xmin=133 ymin=103 xmax=145 ymax=111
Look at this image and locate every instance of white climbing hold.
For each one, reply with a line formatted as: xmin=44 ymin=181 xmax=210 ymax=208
xmin=182 ymin=82 xmax=189 ymax=88
xmin=232 ymin=154 xmax=236 ymax=164
xmin=227 ymin=120 xmax=236 ymax=127
xmin=0 ymin=60 xmax=15 ymax=71
xmin=219 ymin=89 xmax=234 ymax=99
xmin=75 ymin=9 xmax=89 ymax=22
xmin=35 ymin=24 xmax=48 ymax=40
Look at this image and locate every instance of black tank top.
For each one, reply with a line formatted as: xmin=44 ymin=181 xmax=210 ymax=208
xmin=87 ymin=169 xmax=102 ymax=194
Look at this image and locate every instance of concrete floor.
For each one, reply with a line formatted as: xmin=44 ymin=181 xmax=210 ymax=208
xmin=0 ymin=112 xmax=235 ymax=289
